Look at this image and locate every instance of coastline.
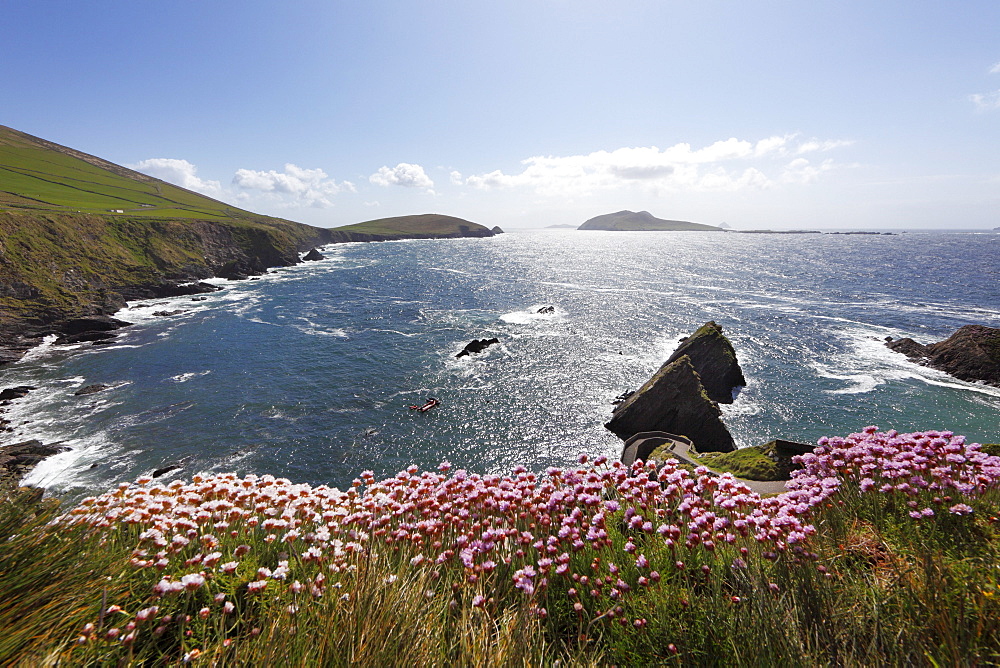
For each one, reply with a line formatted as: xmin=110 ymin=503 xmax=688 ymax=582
xmin=0 ymin=231 xmax=500 ymax=489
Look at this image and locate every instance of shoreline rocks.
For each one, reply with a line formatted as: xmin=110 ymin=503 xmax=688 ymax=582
xmin=886 ymin=324 xmax=1000 ymax=386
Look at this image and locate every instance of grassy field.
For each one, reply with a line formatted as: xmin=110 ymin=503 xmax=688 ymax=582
xmin=0 ymin=125 xmax=246 ymax=220
xmin=3 ymin=427 xmax=1000 ymax=666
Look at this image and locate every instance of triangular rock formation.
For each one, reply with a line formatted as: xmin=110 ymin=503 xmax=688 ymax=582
xmin=664 ymin=321 xmax=745 ymax=404
xmin=605 ymin=355 xmax=736 ymax=452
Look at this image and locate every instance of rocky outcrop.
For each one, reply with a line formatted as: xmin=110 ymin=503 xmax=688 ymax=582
xmin=663 ymin=321 xmax=745 ymax=403
xmin=0 ymin=440 xmax=69 ymax=488
xmin=536 ymin=306 xmax=556 ymax=314
xmin=302 ymin=248 xmax=325 ymax=261
xmin=0 ymin=386 xmax=35 ymax=402
xmin=606 ymin=355 xmax=735 ymax=452
xmin=491 ymin=226 xmax=505 ymax=234
xmin=74 ymin=384 xmax=111 ymax=396
xmin=886 ymin=325 xmax=1000 ymax=386
xmin=456 ymin=338 xmax=500 ymax=358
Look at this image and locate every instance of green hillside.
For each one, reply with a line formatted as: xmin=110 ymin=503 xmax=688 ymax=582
xmin=0 ymin=126 xmax=331 ymax=358
xmin=579 ymin=210 xmax=722 ymax=231
xmin=0 ymin=125 xmax=249 ymax=220
xmin=330 ymin=213 xmax=495 ymax=240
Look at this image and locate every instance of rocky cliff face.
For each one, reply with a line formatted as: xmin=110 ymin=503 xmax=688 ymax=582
xmin=0 ymin=211 xmax=333 ymax=363
xmin=605 ymin=355 xmax=736 ymax=452
xmin=887 ymin=325 xmax=1000 ymax=386
xmin=663 ymin=321 xmax=745 ymax=404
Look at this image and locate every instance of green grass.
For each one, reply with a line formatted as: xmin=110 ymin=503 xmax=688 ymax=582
xmin=0 ymin=126 xmax=245 ymax=219
xmin=694 ymin=442 xmax=795 ymax=481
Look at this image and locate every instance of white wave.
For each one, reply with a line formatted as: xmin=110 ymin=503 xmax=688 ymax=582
xmin=499 ymin=305 xmax=563 ymax=325
xmin=813 ymin=327 xmax=1000 ymax=399
xmin=14 ymin=334 xmax=60 ymax=363
xmin=429 ymin=267 xmax=470 ymax=275
xmin=170 ymin=371 xmax=212 ymax=383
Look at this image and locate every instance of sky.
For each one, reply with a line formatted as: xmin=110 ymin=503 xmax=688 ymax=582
xmin=3 ymin=1 xmax=999 ymax=230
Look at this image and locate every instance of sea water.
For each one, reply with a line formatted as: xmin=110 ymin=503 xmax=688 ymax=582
xmin=4 ymin=230 xmax=1000 ymax=501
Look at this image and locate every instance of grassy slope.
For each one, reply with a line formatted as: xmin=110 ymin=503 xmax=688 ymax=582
xmin=0 ymin=126 xmax=331 ymax=337
xmin=578 ymin=210 xmax=722 ymax=232
xmin=330 ymin=213 xmax=494 ymax=239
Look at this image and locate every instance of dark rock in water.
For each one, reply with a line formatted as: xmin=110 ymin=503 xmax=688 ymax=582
xmin=58 ymin=330 xmax=118 ymax=345
xmin=456 ymin=338 xmax=500 ymax=358
xmin=55 ymin=315 xmax=131 ymax=345
xmin=74 ymin=384 xmax=111 ymax=396
xmin=536 ymin=305 xmax=555 ymax=314
xmin=152 ymin=310 xmax=186 ymax=317
xmin=663 ymin=321 xmax=745 ymax=404
xmin=887 ymin=325 xmax=1000 ymax=386
xmin=302 ymin=248 xmax=325 ymax=261
xmin=491 ymin=226 xmax=505 ymax=234
xmin=192 ymin=296 xmax=208 ymax=301
xmin=0 ymin=386 xmax=36 ymax=401
xmin=151 ymin=455 xmax=193 ymax=479
xmin=59 ymin=315 xmax=131 ymax=336
xmin=148 ymin=281 xmax=221 ymax=298
xmin=612 ymin=390 xmax=634 ymax=405
xmin=152 ymin=464 xmax=182 ymax=478
xmin=606 ymin=355 xmax=735 ymax=452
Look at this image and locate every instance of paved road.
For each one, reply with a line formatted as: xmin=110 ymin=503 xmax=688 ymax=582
xmin=623 ymin=432 xmax=790 ymax=496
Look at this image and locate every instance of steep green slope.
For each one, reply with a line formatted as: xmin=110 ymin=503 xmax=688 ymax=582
xmin=1 ymin=125 xmax=245 ymax=219
xmin=329 ymin=213 xmax=495 ymax=241
xmin=0 ymin=126 xmax=332 ymax=359
xmin=578 ymin=210 xmax=722 ymax=232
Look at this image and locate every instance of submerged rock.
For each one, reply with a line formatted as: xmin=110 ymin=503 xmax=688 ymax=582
xmin=456 ymin=338 xmax=500 ymax=358
xmin=536 ymin=305 xmax=556 ymax=314
xmin=74 ymin=384 xmax=111 ymax=396
xmin=606 ymin=355 xmax=735 ymax=452
xmin=663 ymin=321 xmax=745 ymax=404
xmin=887 ymin=325 xmax=1000 ymax=386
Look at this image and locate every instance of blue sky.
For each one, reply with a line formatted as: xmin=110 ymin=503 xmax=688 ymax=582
xmin=4 ymin=1 xmax=999 ymax=229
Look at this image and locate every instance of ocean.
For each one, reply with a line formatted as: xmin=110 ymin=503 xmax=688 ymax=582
xmin=4 ymin=229 xmax=1000 ymax=501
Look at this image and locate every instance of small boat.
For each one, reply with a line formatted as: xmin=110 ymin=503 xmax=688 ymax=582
xmin=409 ymin=397 xmax=440 ymax=412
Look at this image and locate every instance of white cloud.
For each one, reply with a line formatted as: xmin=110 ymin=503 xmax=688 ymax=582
xmin=232 ymin=163 xmax=355 ymax=208
xmin=971 ymin=90 xmax=1000 ymax=112
xmin=781 ymin=158 xmax=836 ymax=185
xmin=463 ymin=135 xmax=850 ymax=196
xmin=369 ymin=163 xmax=434 ymax=189
xmin=449 ymin=170 xmax=464 ymax=185
xmin=128 ymin=158 xmax=223 ymax=196
xmin=990 ymin=62 xmax=1000 ymax=74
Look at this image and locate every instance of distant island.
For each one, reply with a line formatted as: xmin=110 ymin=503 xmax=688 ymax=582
xmin=328 ymin=214 xmax=496 ymax=242
xmin=578 ymin=210 xmax=723 ymax=232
